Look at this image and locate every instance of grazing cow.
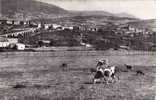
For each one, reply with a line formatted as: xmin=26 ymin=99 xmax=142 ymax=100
xmin=60 ymin=63 xmax=68 ymax=71
xmin=103 ymin=66 xmax=116 ymax=84
xmin=136 ymin=70 xmax=145 ymax=75
xmin=124 ymin=64 xmax=133 ymax=70
xmin=93 ymin=68 xmax=105 ymax=83
xmin=93 ymin=65 xmax=117 ymax=84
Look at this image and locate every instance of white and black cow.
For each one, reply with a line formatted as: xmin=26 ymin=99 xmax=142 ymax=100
xmin=93 ymin=65 xmax=117 ymax=84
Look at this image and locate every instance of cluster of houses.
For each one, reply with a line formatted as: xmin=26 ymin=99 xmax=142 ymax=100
xmin=0 ymin=19 xmax=99 ymax=33
xmin=0 ymin=19 xmax=31 ymax=26
xmin=1 ymin=18 xmax=156 ymax=51
xmin=115 ymin=24 xmax=153 ymax=37
xmin=36 ymin=23 xmax=74 ymax=31
xmin=0 ymin=37 xmax=25 ymax=50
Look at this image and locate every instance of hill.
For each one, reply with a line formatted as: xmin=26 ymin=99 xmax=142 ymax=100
xmin=70 ymin=11 xmax=114 ymax=17
xmin=72 ymin=11 xmax=136 ymax=19
xmin=32 ymin=15 xmax=138 ymax=27
xmin=115 ymin=12 xmax=137 ymax=19
xmin=0 ymin=0 xmax=69 ymax=20
xmin=0 ymin=0 xmax=139 ymax=22
xmin=128 ymin=19 xmax=156 ymax=32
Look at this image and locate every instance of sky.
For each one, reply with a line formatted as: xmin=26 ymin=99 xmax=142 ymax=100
xmin=37 ymin=0 xmax=156 ymax=19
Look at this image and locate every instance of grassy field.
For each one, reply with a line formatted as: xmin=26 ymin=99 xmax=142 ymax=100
xmin=0 ymin=51 xmax=155 ymax=100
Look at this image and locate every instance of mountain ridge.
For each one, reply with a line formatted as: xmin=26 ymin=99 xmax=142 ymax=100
xmin=0 ymin=0 xmax=69 ymax=20
xmin=0 ymin=0 xmax=138 ymax=20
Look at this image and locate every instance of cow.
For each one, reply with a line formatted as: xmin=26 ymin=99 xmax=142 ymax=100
xmin=124 ymin=64 xmax=133 ymax=71
xmin=136 ymin=70 xmax=145 ymax=75
xmin=93 ymin=65 xmax=117 ymax=84
xmin=93 ymin=68 xmax=105 ymax=83
xmin=60 ymin=63 xmax=68 ymax=71
xmin=103 ymin=66 xmax=117 ymax=84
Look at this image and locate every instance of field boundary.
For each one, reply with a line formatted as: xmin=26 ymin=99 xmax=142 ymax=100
xmin=1 ymin=50 xmax=156 ymax=57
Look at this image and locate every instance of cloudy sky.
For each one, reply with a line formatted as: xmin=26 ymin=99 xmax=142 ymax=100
xmin=37 ymin=0 xmax=156 ymax=19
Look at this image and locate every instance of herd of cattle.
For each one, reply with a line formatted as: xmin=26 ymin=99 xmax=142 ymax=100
xmin=93 ymin=59 xmax=146 ymax=84
xmin=60 ymin=58 xmax=145 ymax=84
xmin=10 ymin=58 xmax=146 ymax=89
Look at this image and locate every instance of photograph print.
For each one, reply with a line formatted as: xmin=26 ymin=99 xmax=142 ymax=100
xmin=0 ymin=0 xmax=156 ymax=100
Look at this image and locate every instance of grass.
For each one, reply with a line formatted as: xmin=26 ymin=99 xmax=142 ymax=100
xmin=0 ymin=51 xmax=155 ymax=100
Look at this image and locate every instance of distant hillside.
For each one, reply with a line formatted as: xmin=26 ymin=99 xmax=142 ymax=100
xmin=0 ymin=0 xmax=69 ymax=20
xmin=70 ymin=11 xmax=114 ymax=17
xmin=128 ymin=19 xmax=156 ymax=32
xmin=115 ymin=12 xmax=136 ymax=19
xmin=72 ymin=11 xmax=137 ymax=19
xmin=31 ymin=15 xmax=138 ymax=27
xmin=0 ymin=0 xmax=141 ymax=27
xmin=0 ymin=0 xmax=139 ymax=20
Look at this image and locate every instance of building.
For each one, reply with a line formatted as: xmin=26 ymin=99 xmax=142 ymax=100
xmin=0 ymin=37 xmax=25 ymax=50
xmin=14 ymin=20 xmax=20 ymax=25
xmin=37 ymin=23 xmax=42 ymax=29
xmin=0 ymin=42 xmax=10 ymax=48
xmin=7 ymin=38 xmax=18 ymax=44
xmin=62 ymin=26 xmax=73 ymax=30
xmin=0 ymin=37 xmax=9 ymax=48
xmin=16 ymin=43 xmax=25 ymax=50
xmin=6 ymin=20 xmax=13 ymax=25
xmin=44 ymin=24 xmax=52 ymax=30
xmin=52 ymin=24 xmax=61 ymax=29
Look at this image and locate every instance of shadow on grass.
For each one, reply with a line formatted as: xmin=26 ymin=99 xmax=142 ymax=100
xmin=83 ymin=82 xmax=93 ymax=84
xmin=12 ymin=84 xmax=27 ymax=89
xmin=12 ymin=84 xmax=51 ymax=89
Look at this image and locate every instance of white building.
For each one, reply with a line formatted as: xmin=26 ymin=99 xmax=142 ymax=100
xmin=6 ymin=20 xmax=13 ymax=24
xmin=0 ymin=37 xmax=25 ymax=50
xmin=44 ymin=24 xmax=52 ymax=30
xmin=62 ymin=26 xmax=74 ymax=30
xmin=16 ymin=43 xmax=25 ymax=50
xmin=7 ymin=38 xmax=18 ymax=44
xmin=52 ymin=24 xmax=61 ymax=29
xmin=0 ymin=42 xmax=10 ymax=48
xmin=37 ymin=23 xmax=42 ymax=29
xmin=0 ymin=37 xmax=10 ymax=48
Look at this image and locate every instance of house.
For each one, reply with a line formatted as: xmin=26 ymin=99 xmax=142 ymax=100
xmin=16 ymin=43 xmax=25 ymax=50
xmin=119 ymin=45 xmax=130 ymax=50
xmin=0 ymin=37 xmax=9 ymax=48
xmin=85 ymin=44 xmax=92 ymax=48
xmin=14 ymin=20 xmax=20 ymax=25
xmin=62 ymin=26 xmax=74 ymax=30
xmin=56 ymin=27 xmax=63 ymax=30
xmin=6 ymin=20 xmax=13 ymax=25
xmin=52 ymin=24 xmax=61 ymax=29
xmin=7 ymin=38 xmax=18 ymax=44
xmin=44 ymin=24 xmax=52 ymax=30
xmin=37 ymin=23 xmax=42 ymax=29
xmin=0 ymin=42 xmax=10 ymax=48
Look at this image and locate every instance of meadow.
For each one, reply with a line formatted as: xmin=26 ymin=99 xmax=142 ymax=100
xmin=0 ymin=50 xmax=155 ymax=100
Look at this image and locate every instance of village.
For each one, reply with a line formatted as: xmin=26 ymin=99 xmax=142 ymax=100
xmin=0 ymin=18 xmax=156 ymax=51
